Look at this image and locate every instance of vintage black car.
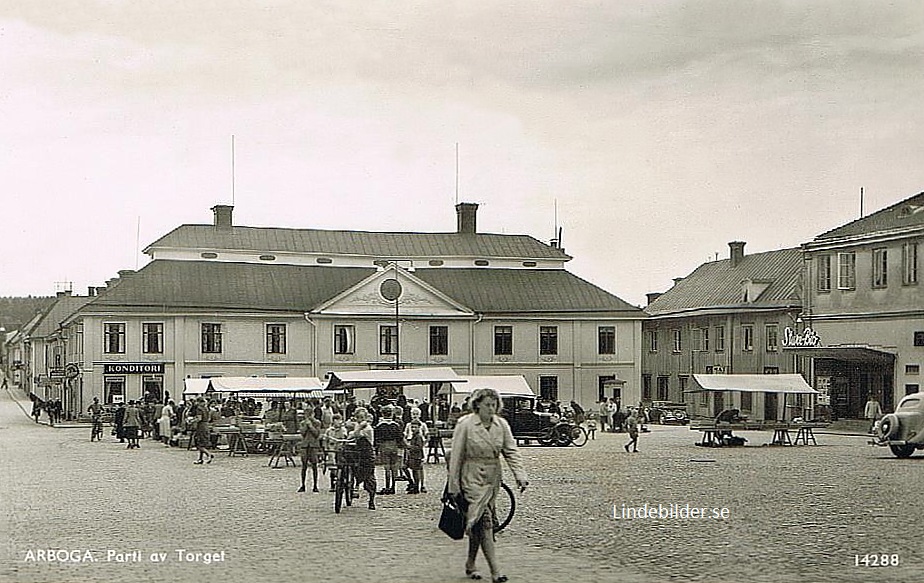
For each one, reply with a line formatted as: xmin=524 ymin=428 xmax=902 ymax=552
xmin=650 ymin=401 xmax=690 ymax=425
xmin=500 ymin=395 xmax=587 ymax=447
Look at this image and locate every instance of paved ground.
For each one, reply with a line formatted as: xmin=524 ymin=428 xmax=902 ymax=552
xmin=1 ymin=384 xmax=921 ymax=583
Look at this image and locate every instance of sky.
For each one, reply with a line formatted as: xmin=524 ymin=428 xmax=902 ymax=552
xmin=1 ymin=1 xmax=923 ymax=307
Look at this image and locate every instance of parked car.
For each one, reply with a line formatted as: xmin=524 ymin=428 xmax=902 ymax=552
xmin=873 ymin=393 xmax=924 ymax=458
xmin=501 ymin=395 xmax=587 ymax=447
xmin=650 ymin=401 xmax=690 ymax=425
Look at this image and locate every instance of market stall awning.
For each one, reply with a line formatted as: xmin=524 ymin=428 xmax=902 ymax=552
xmin=208 ymin=377 xmax=325 ymax=393
xmin=325 ymin=367 xmax=465 ymax=391
xmin=183 ymin=378 xmax=211 ymax=395
xmin=687 ymin=374 xmax=817 ymax=395
xmin=440 ymin=375 xmax=534 ymax=397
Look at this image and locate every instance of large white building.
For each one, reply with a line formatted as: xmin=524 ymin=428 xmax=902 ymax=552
xmin=49 ymin=203 xmax=643 ymax=415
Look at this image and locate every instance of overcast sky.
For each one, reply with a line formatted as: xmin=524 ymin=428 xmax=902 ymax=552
xmin=2 ymin=1 xmax=923 ymax=307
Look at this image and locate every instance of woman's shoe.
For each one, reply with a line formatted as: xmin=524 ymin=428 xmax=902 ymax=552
xmin=193 ymin=460 xmax=204 ymax=464
xmin=492 ymin=575 xmax=508 ymax=583
xmin=465 ymin=569 xmax=483 ymax=580
xmin=207 ymin=454 xmax=214 ymax=464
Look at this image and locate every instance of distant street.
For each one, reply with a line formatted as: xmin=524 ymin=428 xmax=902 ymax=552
xmin=1 ymin=385 xmax=921 ymax=583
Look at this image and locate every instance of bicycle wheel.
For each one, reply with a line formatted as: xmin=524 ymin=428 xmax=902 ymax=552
xmin=569 ymin=425 xmax=588 ymax=447
xmin=344 ymin=466 xmax=354 ymax=507
xmin=494 ymin=482 xmax=516 ymax=533
xmin=334 ymin=468 xmax=346 ymax=513
xmin=554 ymin=425 xmax=572 ymax=447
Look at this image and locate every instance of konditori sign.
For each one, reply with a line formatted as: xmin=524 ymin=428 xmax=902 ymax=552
xmin=103 ymin=363 xmax=165 ymax=375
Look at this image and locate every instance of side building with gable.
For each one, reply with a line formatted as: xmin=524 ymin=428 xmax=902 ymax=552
xmin=642 ymin=242 xmax=805 ymax=421
xmin=57 ymin=203 xmax=644 ymax=413
xmin=797 ymin=191 xmax=924 ymax=418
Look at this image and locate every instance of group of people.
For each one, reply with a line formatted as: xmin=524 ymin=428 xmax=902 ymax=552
xmin=30 ymin=397 xmax=64 ymax=425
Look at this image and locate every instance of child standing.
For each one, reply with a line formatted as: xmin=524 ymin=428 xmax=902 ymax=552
xmin=403 ymin=408 xmax=428 ymax=494
xmin=624 ymin=409 xmax=639 ymax=453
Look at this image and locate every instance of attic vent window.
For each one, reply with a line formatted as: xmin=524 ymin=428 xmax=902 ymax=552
xmin=522 ymin=261 xmax=537 ymax=267
xmin=201 ymin=252 xmax=218 ymax=259
xmin=474 ymin=260 xmax=490 ymax=267
xmin=429 ymin=260 xmax=444 ymax=267
xmin=373 ymin=260 xmax=390 ymax=268
xmin=316 ymin=257 xmax=333 ymax=264
xmin=259 ymin=255 xmax=276 ymax=261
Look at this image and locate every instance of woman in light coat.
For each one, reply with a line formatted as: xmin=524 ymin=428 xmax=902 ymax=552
xmin=448 ymin=388 xmax=528 ymax=583
xmin=158 ymin=400 xmax=175 ymax=446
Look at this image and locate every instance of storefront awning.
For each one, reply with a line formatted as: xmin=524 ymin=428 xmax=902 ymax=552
xmin=325 ymin=367 xmax=465 ymax=391
xmin=783 ymin=345 xmax=896 ymax=364
xmin=440 ymin=375 xmax=535 ymax=397
xmin=687 ymin=374 xmax=817 ymax=394
xmin=183 ymin=377 xmax=326 ymax=395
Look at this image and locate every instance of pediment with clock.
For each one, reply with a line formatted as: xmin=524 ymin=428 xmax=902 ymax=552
xmin=312 ymin=267 xmax=474 ymax=317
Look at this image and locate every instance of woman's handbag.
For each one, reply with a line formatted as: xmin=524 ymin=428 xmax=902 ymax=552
xmin=439 ymin=487 xmax=467 ymax=540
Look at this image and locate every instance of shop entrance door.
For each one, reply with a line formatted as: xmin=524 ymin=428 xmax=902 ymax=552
xmin=764 ymin=392 xmax=778 ymax=421
xmin=713 ymin=391 xmax=725 ymax=417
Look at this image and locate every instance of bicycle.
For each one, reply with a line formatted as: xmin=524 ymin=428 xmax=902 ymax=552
xmin=90 ymin=417 xmax=104 ymax=442
xmin=333 ymin=439 xmax=359 ymax=513
xmin=494 ymin=481 xmax=516 ymax=533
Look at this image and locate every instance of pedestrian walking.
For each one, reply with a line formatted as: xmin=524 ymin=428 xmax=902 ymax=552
xmin=864 ymin=394 xmax=883 ymax=433
xmin=624 ymin=409 xmax=639 ymax=453
xmin=31 ymin=398 xmax=42 ymax=424
xmin=113 ymin=402 xmax=126 ymax=443
xmin=191 ymin=398 xmax=214 ymax=464
xmin=448 ymin=387 xmax=528 ymax=583
xmin=349 ymin=407 xmax=377 ymax=510
xmin=374 ymin=406 xmax=402 ymax=495
xmin=403 ymin=407 xmax=428 ymax=494
xmin=123 ymin=400 xmax=142 ymax=449
xmin=158 ymin=400 xmax=175 ymax=446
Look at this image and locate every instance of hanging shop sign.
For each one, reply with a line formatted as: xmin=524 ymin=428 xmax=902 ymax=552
xmin=103 ymin=363 xmax=165 ymax=375
xmin=782 ymin=327 xmax=820 ymax=348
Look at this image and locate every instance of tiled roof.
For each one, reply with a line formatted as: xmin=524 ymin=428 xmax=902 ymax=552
xmin=84 ymin=261 xmax=641 ymax=315
xmin=815 ymin=191 xmax=924 ymax=240
xmin=87 ymin=261 xmax=376 ymax=312
xmin=146 ymin=225 xmax=571 ymax=260
xmin=414 ymin=269 xmax=642 ymax=314
xmin=31 ymin=296 xmax=93 ymax=337
xmin=645 ymin=248 xmax=802 ymax=316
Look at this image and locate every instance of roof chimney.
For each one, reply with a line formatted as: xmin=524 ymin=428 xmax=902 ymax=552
xmin=456 ymin=202 xmax=478 ymax=234
xmin=87 ymin=286 xmax=96 ymax=297
xmin=729 ymin=241 xmax=746 ymax=268
xmin=672 ymin=277 xmax=685 ymax=287
xmin=211 ymin=204 xmax=234 ymax=230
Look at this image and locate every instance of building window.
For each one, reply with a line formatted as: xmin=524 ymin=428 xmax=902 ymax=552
xmin=692 ymin=328 xmax=709 ymax=352
xmin=903 ymin=242 xmax=918 ymax=285
xmin=906 ymin=384 xmax=920 ymax=395
xmin=266 ymin=324 xmax=286 ymax=354
xmin=539 ymin=326 xmax=558 ymax=356
xmin=837 ymin=252 xmax=856 ymax=290
xmin=104 ymin=323 xmax=126 ymax=354
xmin=765 ymin=324 xmax=779 ymax=352
xmin=656 ymin=376 xmax=669 ymax=401
xmin=539 ymin=376 xmax=558 ymax=401
xmin=642 ymin=375 xmax=652 ymax=401
xmin=201 ymin=323 xmax=222 ymax=353
xmin=142 ymin=322 xmax=163 ymax=354
xmin=872 ymin=248 xmax=888 ymax=288
xmin=380 ymin=325 xmax=398 ymax=355
xmin=429 ymin=326 xmax=448 ymax=356
xmin=142 ymin=375 xmax=163 ymax=403
xmin=700 ymin=391 xmax=708 ymax=406
xmin=599 ymin=326 xmax=616 ymax=355
xmin=494 ymin=326 xmax=513 ymax=356
xmin=915 ymin=332 xmax=924 ymax=347
xmin=333 ymin=325 xmax=354 ymax=355
xmin=905 ymin=364 xmax=920 ymax=375
xmin=764 ymin=366 xmax=780 ymax=374
xmin=646 ymin=329 xmax=657 ymax=353
xmin=104 ymin=376 xmax=126 ymax=404
xmin=598 ymin=375 xmax=616 ymax=401
xmin=715 ymin=326 xmax=725 ymax=352
xmin=742 ymin=325 xmax=754 ymax=352
xmin=672 ymin=329 xmax=682 ymax=353
xmin=741 ymin=391 xmax=753 ymax=411
xmin=817 ymin=255 xmax=832 ymax=292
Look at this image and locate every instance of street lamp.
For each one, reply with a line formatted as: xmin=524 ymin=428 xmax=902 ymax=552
xmin=380 ymin=278 xmax=403 ymax=370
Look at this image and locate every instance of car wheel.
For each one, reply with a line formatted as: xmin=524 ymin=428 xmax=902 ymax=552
xmin=889 ymin=444 xmax=915 ymax=458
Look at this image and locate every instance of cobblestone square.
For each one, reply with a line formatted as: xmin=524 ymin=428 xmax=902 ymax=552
xmin=1 ymin=387 xmax=920 ymax=583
